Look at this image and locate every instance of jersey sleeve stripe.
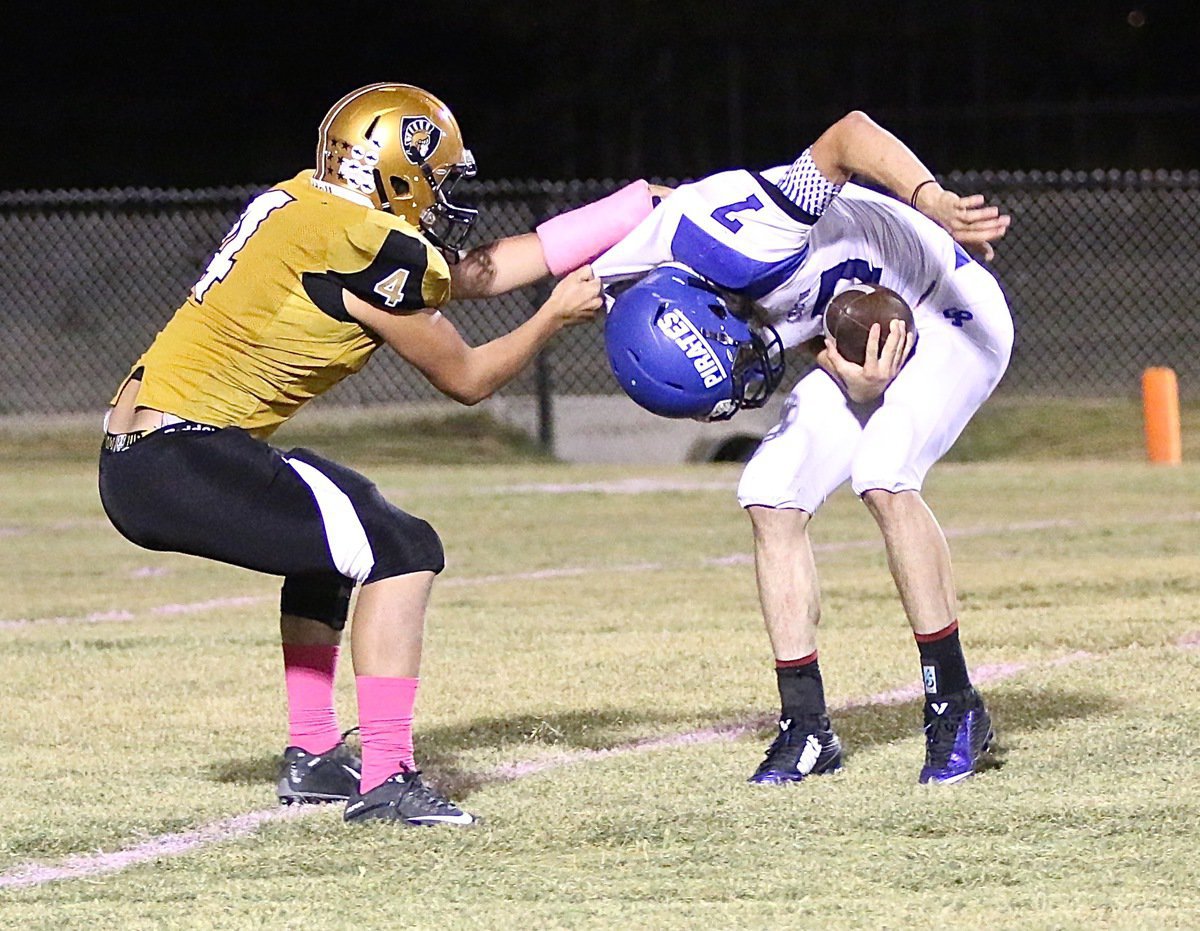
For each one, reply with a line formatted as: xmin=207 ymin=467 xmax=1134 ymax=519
xmin=750 ymin=171 xmax=823 ymax=226
xmin=335 ymin=229 xmax=432 ymax=310
xmin=669 ymin=215 xmax=810 ymax=300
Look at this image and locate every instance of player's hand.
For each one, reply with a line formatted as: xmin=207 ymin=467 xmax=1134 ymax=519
xmin=822 ymin=319 xmax=913 ymax=403
xmin=542 ymin=265 xmax=604 ymax=327
xmin=915 ymin=186 xmax=1010 ymax=255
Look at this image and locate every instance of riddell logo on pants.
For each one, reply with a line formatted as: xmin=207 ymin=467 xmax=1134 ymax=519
xmin=655 ymin=310 xmax=728 ymax=387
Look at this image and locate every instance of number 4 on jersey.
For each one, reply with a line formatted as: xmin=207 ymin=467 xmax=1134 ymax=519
xmin=372 ymin=268 xmax=411 ymax=307
xmin=192 ymin=190 xmax=295 ymax=303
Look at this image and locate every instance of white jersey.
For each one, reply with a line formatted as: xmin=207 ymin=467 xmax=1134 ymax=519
xmin=594 ymin=165 xmax=827 ymax=323
xmin=595 ymin=172 xmax=980 ymax=351
xmin=595 ymin=160 xmax=1014 ymax=508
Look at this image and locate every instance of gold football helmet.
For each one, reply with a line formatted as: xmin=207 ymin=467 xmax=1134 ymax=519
xmin=314 ymin=83 xmax=478 ymax=252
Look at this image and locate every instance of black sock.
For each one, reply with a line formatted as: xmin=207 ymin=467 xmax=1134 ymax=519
xmin=916 ymin=621 xmax=971 ymax=700
xmin=776 ymin=652 xmax=826 ymax=720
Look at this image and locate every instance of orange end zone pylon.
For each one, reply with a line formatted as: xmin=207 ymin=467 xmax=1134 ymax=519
xmin=1142 ymin=367 xmax=1182 ymax=465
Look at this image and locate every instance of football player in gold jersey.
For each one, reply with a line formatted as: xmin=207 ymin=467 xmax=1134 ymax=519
xmin=99 ymin=83 xmax=664 ymax=825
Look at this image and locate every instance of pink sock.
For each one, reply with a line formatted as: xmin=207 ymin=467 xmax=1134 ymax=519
xmin=356 ymin=675 xmax=419 ymax=793
xmin=282 ymin=643 xmax=342 ymax=754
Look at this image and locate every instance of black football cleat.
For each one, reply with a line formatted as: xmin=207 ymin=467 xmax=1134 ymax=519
xmin=343 ymin=770 xmax=476 ymax=826
xmin=919 ymin=687 xmax=994 ymax=785
xmin=276 ymin=731 xmax=362 ymax=805
xmin=749 ymin=714 xmax=843 ymax=785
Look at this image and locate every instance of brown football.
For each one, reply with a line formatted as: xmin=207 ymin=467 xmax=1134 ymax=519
xmin=822 ymin=284 xmax=915 ymax=366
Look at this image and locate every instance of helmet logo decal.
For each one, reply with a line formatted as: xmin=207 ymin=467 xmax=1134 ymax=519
xmin=401 ymin=116 xmax=443 ymax=164
xmin=655 ymin=309 xmax=728 ymax=388
xmin=709 ymin=399 xmax=738 ymax=419
xmin=337 ymin=140 xmax=381 ymax=195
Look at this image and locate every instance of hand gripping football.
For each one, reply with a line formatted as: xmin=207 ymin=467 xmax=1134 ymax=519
xmin=823 ymin=284 xmax=914 ymax=365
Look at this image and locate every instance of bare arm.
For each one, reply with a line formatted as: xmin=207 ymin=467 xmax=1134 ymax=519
xmin=343 ymin=267 xmax=602 ymax=405
xmin=451 ymin=233 xmax=550 ymax=299
xmin=809 ymin=111 xmax=1010 ymax=251
xmin=452 ymin=182 xmax=672 ymax=299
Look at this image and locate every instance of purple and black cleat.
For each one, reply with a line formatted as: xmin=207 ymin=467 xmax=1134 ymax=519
xmin=919 ymin=688 xmax=994 ymax=785
xmin=749 ymin=714 xmax=843 ymax=785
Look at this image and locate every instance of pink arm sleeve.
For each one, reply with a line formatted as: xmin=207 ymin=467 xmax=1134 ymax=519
xmin=536 ymin=180 xmax=655 ymax=276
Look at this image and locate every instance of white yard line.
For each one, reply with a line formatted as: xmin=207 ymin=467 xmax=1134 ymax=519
xmin=489 ymin=478 xmax=735 ymax=495
xmin=0 ymin=809 xmax=305 ymax=889
xmin=8 ymin=513 xmax=1197 ymax=629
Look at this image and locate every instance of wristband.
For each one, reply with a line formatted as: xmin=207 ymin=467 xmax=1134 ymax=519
xmin=909 ymin=179 xmax=937 ymax=209
xmin=536 ymin=180 xmax=654 ymax=276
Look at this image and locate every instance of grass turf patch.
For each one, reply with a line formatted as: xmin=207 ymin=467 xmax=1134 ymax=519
xmin=2 ymin=454 xmax=1199 ymax=926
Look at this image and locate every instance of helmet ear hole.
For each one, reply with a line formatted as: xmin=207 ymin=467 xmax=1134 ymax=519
xmin=389 ymin=176 xmax=412 ymax=199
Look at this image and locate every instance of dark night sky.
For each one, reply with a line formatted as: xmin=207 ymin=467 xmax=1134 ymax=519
xmin=6 ymin=1 xmax=1198 ymax=191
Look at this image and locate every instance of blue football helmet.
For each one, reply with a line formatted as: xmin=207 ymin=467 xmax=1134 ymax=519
xmin=605 ymin=265 xmax=785 ymax=421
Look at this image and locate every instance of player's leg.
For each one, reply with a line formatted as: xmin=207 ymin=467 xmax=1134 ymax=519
xmin=349 ymin=570 xmax=432 ymax=791
xmin=100 ymin=428 xmax=468 ymax=820
xmin=859 ymin=490 xmax=956 ymax=636
xmin=851 ymin=266 xmax=1012 ymax=782
xmin=276 ymin=583 xmax=361 ymax=806
xmin=279 ymin=613 xmax=344 ymax=760
xmin=749 ymin=507 xmax=821 ymax=661
xmin=737 ymin=369 xmax=860 ymax=784
xmin=100 ymin=427 xmax=372 ymax=802
xmin=278 ymin=572 xmax=356 ymax=775
xmin=277 ymin=448 xmax=473 ymax=824
xmin=341 ymin=571 xmax=473 ymax=825
xmin=858 ymin=486 xmax=991 ymax=784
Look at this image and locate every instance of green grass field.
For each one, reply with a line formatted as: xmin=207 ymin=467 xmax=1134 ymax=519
xmin=1 ymin=409 xmax=1199 ymax=929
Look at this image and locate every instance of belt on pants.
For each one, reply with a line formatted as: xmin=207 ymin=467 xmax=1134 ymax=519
xmin=102 ymin=413 xmax=219 ymax=453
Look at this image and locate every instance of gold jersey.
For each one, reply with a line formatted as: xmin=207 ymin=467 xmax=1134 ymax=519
xmin=117 ymin=170 xmax=451 ymax=437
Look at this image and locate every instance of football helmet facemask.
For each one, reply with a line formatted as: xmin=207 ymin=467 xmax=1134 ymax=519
xmin=314 ymin=83 xmax=478 ymax=253
xmin=605 ymin=265 xmax=785 ymax=422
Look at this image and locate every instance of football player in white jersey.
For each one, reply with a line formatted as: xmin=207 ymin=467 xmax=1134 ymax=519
xmin=595 ymin=110 xmax=1013 ymax=785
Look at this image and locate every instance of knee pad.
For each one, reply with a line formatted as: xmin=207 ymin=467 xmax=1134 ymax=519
xmin=280 ymin=574 xmax=353 ymax=630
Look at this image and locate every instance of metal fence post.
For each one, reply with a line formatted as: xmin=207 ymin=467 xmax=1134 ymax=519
xmin=532 ymin=191 xmax=558 ymax=456
xmin=535 ymin=340 xmax=555 ymax=455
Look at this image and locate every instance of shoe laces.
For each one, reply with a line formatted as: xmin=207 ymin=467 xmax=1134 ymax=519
xmin=923 ymin=705 xmax=966 ymax=764
xmin=398 ymin=771 xmax=460 ymax=815
xmin=761 ymin=720 xmax=817 ymax=766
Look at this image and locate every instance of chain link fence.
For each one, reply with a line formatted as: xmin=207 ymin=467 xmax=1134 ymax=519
xmin=2 ymin=171 xmax=1198 ymax=423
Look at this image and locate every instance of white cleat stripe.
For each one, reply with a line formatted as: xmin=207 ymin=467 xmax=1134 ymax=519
xmin=931 ymin=770 xmax=975 ymax=785
xmin=408 ymin=813 xmax=476 ymax=825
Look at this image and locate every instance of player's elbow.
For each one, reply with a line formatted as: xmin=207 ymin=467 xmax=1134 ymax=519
xmin=449 ymin=387 xmax=490 ymax=406
xmin=435 ymin=379 xmax=489 ymax=406
xmin=829 ymin=110 xmax=878 ymax=153
xmin=812 ymin=111 xmax=878 ymax=185
xmin=435 ymin=368 xmax=494 ymax=406
xmin=837 ymin=109 xmax=874 ymax=131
